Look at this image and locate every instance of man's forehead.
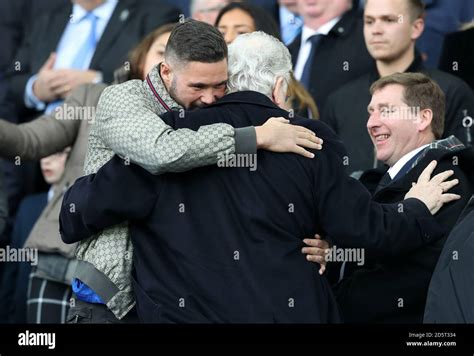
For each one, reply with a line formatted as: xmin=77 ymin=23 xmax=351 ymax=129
xmin=364 ymin=0 xmax=408 ymax=16
xmin=370 ymin=85 xmax=405 ymax=104
xmin=178 ymin=61 xmax=228 ymax=83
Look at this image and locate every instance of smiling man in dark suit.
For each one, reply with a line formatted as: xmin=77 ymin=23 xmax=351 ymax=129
xmin=306 ymin=72 xmax=474 ymax=323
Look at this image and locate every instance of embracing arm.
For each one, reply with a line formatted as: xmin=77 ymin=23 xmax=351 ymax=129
xmin=313 ymin=144 xmax=448 ymax=257
xmin=94 ymin=85 xmax=321 ymax=175
xmin=60 ymin=155 xmax=157 ymax=244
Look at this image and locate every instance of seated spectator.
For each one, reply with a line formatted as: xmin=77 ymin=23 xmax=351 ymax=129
xmin=215 ymin=2 xmax=318 ymax=118
xmin=323 ymin=0 xmax=474 ymax=175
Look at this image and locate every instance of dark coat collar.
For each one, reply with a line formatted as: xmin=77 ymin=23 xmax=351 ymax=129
xmin=369 ymin=51 xmax=425 ymax=83
xmin=208 ymin=91 xmax=284 ymax=112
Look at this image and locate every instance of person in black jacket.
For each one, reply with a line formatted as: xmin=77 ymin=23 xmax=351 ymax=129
xmin=322 ymin=0 xmax=474 ymax=175
xmin=59 ymin=33 xmax=459 ymax=323
xmin=438 ymin=25 xmax=474 ymax=91
xmin=424 ymin=195 xmax=474 ymax=323
xmin=305 ymin=72 xmax=474 ymax=323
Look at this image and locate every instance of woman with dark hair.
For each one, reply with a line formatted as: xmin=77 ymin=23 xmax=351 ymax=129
xmin=215 ymin=2 xmax=280 ymax=44
xmin=215 ymin=2 xmax=319 ymax=119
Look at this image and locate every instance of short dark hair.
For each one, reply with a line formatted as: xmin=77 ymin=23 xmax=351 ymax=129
xmin=365 ymin=0 xmax=425 ymax=21
xmin=370 ymin=72 xmax=445 ymax=139
xmin=406 ymin=0 xmax=425 ymax=20
xmin=165 ymin=19 xmax=227 ymax=66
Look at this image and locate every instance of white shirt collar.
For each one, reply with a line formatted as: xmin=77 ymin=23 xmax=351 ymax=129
xmin=387 ymin=144 xmax=429 ymax=179
xmin=301 ymin=16 xmax=341 ymax=43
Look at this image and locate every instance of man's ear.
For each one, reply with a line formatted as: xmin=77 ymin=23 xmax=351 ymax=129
xmin=411 ymin=18 xmax=424 ymax=41
xmin=417 ymin=108 xmax=433 ymax=132
xmin=272 ymin=77 xmax=286 ymax=108
xmin=160 ymin=62 xmax=173 ymax=88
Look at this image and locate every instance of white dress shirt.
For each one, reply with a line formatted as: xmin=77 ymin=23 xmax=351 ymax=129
xmin=387 ymin=144 xmax=430 ymax=179
xmin=294 ymin=16 xmax=341 ymax=80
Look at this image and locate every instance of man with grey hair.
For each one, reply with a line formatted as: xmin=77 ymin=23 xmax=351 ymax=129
xmin=61 ymin=32 xmax=458 ymax=322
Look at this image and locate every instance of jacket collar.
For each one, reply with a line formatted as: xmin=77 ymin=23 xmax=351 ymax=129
xmin=143 ymin=64 xmax=181 ymax=112
xmin=374 ymin=136 xmax=467 ymax=196
xmin=369 ymin=51 xmax=425 ymax=83
xmin=208 ymin=91 xmax=284 ymax=112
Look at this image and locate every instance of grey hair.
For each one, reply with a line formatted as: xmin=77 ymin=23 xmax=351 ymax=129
xmin=227 ymin=31 xmax=292 ymax=98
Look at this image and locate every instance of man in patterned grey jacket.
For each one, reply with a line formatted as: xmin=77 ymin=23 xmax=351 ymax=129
xmin=65 ymin=20 xmax=323 ymax=323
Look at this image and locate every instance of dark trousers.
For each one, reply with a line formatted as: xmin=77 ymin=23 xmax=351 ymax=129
xmin=67 ymin=296 xmax=140 ymax=324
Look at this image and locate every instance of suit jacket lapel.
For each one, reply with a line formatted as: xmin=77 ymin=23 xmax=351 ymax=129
xmin=90 ymin=0 xmax=137 ymax=68
xmin=288 ymin=35 xmax=301 ymax=67
xmin=46 ymin=3 xmax=73 ymax=57
xmin=373 ymin=149 xmax=428 ymax=199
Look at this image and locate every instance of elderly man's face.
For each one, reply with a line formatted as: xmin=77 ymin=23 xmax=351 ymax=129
xmin=367 ymin=84 xmax=424 ymax=167
xmin=162 ymin=60 xmax=228 ymax=110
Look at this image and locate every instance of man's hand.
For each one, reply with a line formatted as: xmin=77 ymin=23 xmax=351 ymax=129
xmin=255 ymin=117 xmax=323 ymax=158
xmin=301 ymin=234 xmax=329 ymax=275
xmin=49 ymin=69 xmax=99 ymax=98
xmin=405 ymin=160 xmax=461 ymax=214
xmin=33 ymin=52 xmax=58 ymax=102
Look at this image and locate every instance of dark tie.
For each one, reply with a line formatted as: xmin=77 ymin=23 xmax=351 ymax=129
xmin=375 ymin=171 xmax=392 ymax=194
xmin=300 ymin=34 xmax=323 ymax=89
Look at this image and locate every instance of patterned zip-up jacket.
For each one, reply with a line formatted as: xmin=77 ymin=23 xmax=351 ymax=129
xmin=73 ymin=65 xmax=256 ymax=319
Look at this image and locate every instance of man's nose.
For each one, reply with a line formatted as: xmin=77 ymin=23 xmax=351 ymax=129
xmin=372 ymin=20 xmax=383 ymax=35
xmin=367 ymin=112 xmax=379 ymax=130
xmin=200 ymin=90 xmax=217 ymax=105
